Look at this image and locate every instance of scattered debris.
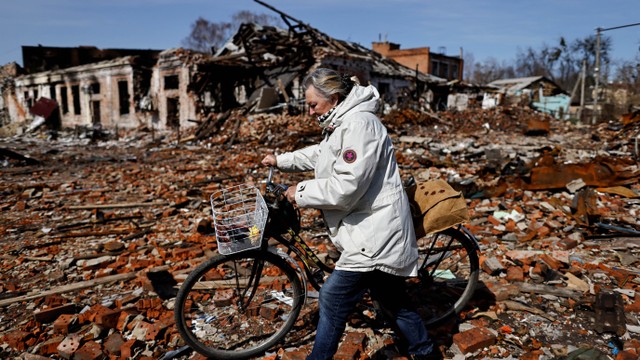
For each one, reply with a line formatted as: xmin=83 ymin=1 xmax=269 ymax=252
xmin=1 ymin=103 xmax=639 ymax=359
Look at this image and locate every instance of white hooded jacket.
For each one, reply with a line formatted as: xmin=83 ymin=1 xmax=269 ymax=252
xmin=276 ymin=84 xmax=419 ymax=276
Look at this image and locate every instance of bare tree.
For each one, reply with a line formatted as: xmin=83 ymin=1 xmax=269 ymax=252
xmin=182 ymin=11 xmax=284 ymax=54
xmin=470 ymin=57 xmax=515 ymax=84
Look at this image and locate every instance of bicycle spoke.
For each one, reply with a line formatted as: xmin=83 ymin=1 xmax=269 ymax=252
xmin=175 ymin=251 xmax=303 ymax=359
xmin=414 ymin=227 xmax=479 ymax=326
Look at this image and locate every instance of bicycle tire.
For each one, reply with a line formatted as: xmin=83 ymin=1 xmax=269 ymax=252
xmin=174 ymin=249 xmax=304 ymax=359
xmin=414 ymin=226 xmax=479 ymax=327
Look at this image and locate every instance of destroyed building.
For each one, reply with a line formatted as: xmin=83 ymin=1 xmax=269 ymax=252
xmin=485 ymin=76 xmax=571 ymax=119
xmin=3 ymin=8 xmax=448 ymax=136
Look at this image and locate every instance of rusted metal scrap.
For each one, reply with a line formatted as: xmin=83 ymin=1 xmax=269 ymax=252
xmin=524 ymin=117 xmax=550 ymax=136
xmin=621 ymin=110 xmax=640 ymax=126
xmin=524 ymin=157 xmax=640 ymax=190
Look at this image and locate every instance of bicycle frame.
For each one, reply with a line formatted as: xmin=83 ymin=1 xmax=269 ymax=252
xmin=260 ymin=167 xmax=333 ymax=290
xmin=266 ymin=228 xmax=333 ymax=290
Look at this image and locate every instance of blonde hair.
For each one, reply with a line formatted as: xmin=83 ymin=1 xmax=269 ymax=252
xmin=302 ymin=68 xmax=356 ymax=102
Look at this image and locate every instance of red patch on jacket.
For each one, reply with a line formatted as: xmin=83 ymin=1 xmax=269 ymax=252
xmin=343 ymin=149 xmax=357 ymax=163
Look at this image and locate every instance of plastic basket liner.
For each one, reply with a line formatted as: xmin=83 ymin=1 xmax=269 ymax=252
xmin=210 ymin=184 xmax=268 ymax=255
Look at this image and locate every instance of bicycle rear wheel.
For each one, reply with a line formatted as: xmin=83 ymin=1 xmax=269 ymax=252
xmin=174 ymin=250 xmax=303 ymax=359
xmin=415 ymin=226 xmax=479 ymax=327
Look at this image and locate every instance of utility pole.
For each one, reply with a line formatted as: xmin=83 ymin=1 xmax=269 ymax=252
xmin=592 ymin=27 xmax=601 ymax=125
xmin=579 ymin=60 xmax=586 ymax=123
xmin=592 ymin=22 xmax=640 ymax=124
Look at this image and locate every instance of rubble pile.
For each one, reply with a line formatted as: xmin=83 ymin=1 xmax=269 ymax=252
xmin=1 ymin=106 xmax=639 ymax=360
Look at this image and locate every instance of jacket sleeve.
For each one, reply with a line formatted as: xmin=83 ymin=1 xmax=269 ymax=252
xmin=276 ymin=144 xmax=319 ymax=172
xmin=295 ymin=116 xmax=381 ymax=211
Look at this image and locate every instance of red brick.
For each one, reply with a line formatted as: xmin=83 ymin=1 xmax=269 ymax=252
xmin=557 ymin=238 xmax=578 ymax=250
xmin=452 ymin=326 xmax=497 ymax=354
xmin=95 ymin=307 xmax=121 ymax=329
xmin=78 ymin=304 xmax=109 ymax=324
xmin=260 ymin=303 xmax=280 ymax=320
xmin=520 ymin=350 xmax=543 ymax=360
xmin=538 ymin=253 xmax=563 ymax=270
xmin=487 ymin=215 xmax=502 ymax=226
xmin=484 ymin=282 xmax=519 ymax=302
xmin=335 ymin=342 xmax=361 ymax=360
xmin=36 ymin=335 xmax=64 ymax=356
xmin=33 ymin=303 xmax=77 ymax=323
xmin=281 ymin=350 xmax=308 ymax=360
xmin=2 ymin=330 xmax=32 ymax=351
xmin=480 ymin=256 xmax=505 ymax=275
xmin=135 ymin=297 xmax=162 ymax=311
xmin=536 ymin=225 xmax=551 ymax=238
xmin=116 ymin=308 xmax=139 ymax=331
xmin=505 ymin=266 xmax=525 ymax=282
xmin=145 ymin=317 xmax=175 ymax=341
xmin=625 ymin=298 xmax=640 ymax=313
xmin=53 ymin=314 xmax=77 ymax=335
xmin=342 ymin=331 xmax=367 ymax=350
xmin=120 ymin=339 xmax=144 ymax=359
xmin=73 ymin=340 xmax=103 ymax=360
xmin=616 ymin=350 xmax=638 ymax=360
xmin=334 ymin=331 xmax=368 ymax=360
xmin=103 ymin=333 xmax=125 ymax=356
xmin=22 ymin=355 xmax=51 ymax=360
xmin=57 ymin=333 xmax=83 ymax=359
xmin=213 ymin=288 xmax=234 ymax=306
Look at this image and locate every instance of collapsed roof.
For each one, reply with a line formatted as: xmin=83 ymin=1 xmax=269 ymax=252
xmin=212 ymin=0 xmax=445 ymax=84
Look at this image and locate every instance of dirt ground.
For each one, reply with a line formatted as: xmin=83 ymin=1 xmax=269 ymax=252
xmin=1 ymin=107 xmax=639 ymax=359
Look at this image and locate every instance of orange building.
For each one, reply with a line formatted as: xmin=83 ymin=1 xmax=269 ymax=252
xmin=371 ymin=41 xmax=463 ymax=82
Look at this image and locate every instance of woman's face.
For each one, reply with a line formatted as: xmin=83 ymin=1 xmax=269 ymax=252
xmin=305 ymin=86 xmax=338 ymax=117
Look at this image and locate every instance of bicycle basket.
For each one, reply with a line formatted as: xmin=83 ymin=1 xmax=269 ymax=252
xmin=210 ymin=183 xmax=268 ymax=255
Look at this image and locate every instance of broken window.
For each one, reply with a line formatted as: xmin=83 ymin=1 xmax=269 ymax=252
xmin=33 ymin=89 xmax=39 ymax=101
xmin=24 ymin=91 xmax=32 ymax=109
xmin=166 ymin=97 xmax=179 ymax=128
xmin=49 ymin=85 xmax=56 ymax=101
xmin=164 ymin=75 xmax=179 ymax=90
xmin=91 ymin=83 xmax=100 ymax=94
xmin=71 ymin=85 xmax=81 ymax=115
xmin=118 ymin=80 xmax=130 ymax=115
xmin=431 ymin=60 xmax=439 ymax=77
xmin=441 ymin=63 xmax=449 ymax=79
xmin=61 ymin=86 xmax=69 ymax=114
xmin=92 ymin=101 xmax=101 ymax=125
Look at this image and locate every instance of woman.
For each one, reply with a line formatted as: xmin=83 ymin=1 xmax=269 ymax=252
xmin=261 ymin=68 xmax=438 ymax=360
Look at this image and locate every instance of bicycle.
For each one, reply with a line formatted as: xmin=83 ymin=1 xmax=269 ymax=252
xmin=174 ymin=168 xmax=480 ymax=359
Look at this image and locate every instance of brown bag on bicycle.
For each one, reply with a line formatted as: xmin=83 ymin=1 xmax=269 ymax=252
xmin=406 ymin=179 xmax=469 ymax=238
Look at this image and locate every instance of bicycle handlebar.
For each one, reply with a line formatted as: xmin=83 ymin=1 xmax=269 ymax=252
xmin=265 ymin=167 xmax=288 ymax=200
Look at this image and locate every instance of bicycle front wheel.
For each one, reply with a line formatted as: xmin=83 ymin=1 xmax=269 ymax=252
xmin=415 ymin=227 xmax=479 ymax=327
xmin=174 ymin=250 xmax=303 ymax=359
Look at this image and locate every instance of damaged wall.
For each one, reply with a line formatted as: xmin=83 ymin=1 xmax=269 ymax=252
xmin=13 ymin=57 xmax=149 ymax=130
xmin=152 ymin=49 xmax=199 ymax=130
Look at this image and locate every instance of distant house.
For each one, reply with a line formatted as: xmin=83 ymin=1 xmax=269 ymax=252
xmin=486 ymin=76 xmax=571 ymax=119
xmin=371 ymin=41 xmax=464 ymax=82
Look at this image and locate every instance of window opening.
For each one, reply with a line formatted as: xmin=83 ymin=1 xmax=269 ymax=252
xmin=164 ymin=75 xmax=179 ymax=90
xmin=118 ymin=80 xmax=130 ymax=115
xmin=71 ymin=85 xmax=81 ymax=115
xmin=61 ymin=86 xmax=69 ymax=114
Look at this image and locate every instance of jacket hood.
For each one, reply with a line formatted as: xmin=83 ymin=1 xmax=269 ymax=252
xmin=323 ymin=85 xmax=380 ymax=131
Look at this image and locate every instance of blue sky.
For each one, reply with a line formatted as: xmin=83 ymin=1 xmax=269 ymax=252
xmin=1 ymin=0 xmax=639 ymax=70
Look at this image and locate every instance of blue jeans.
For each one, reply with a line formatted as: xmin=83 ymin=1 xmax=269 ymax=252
xmin=307 ymin=269 xmax=434 ymax=360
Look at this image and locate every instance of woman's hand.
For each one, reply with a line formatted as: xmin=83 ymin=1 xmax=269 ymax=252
xmin=284 ymin=186 xmax=296 ymax=204
xmin=261 ymin=154 xmax=277 ymax=167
